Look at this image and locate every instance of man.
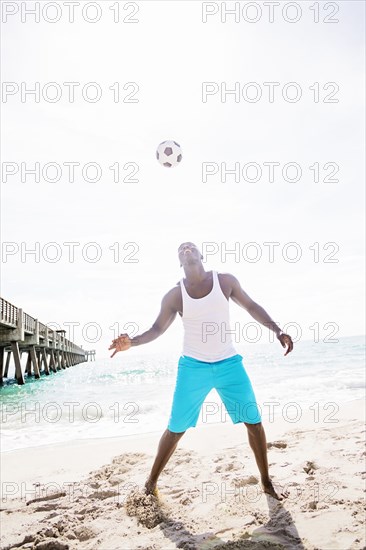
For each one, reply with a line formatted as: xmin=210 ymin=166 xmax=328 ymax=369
xmin=109 ymin=242 xmax=293 ymax=501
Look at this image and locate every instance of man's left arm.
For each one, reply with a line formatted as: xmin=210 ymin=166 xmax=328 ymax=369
xmin=227 ymin=274 xmax=293 ymax=356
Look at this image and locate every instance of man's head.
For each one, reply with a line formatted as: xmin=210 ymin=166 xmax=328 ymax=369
xmin=177 ymin=242 xmax=203 ymax=267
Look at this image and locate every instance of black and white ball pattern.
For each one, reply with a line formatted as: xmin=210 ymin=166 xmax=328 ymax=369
xmin=156 ymin=140 xmax=183 ymax=168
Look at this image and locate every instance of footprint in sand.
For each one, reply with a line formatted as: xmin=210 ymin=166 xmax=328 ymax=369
xmin=174 ymin=457 xmax=193 ymax=465
xmin=303 ymin=460 xmax=318 ymax=475
xmin=124 ymin=453 xmax=148 ymax=466
xmin=26 ymin=491 xmax=66 ymax=506
xmin=172 ymin=449 xmax=195 ymax=466
xmin=35 ymin=538 xmax=70 ymax=549
xmin=88 ymin=488 xmax=120 ymax=500
xmin=215 ymin=460 xmax=243 ymax=473
xmin=88 ymin=452 xmax=148 ymax=486
xmin=267 ymin=441 xmax=287 ymax=449
xmin=111 ymin=452 xmax=149 ymax=468
xmin=76 ymin=505 xmax=99 ymax=515
xmin=213 ymin=454 xmax=225 ymax=463
xmin=113 ymin=451 xmax=147 ymax=462
xmin=9 ymin=529 xmax=71 ymax=550
xmin=232 ymin=475 xmax=259 ymax=487
xmin=108 ymin=474 xmax=127 ymax=486
xmin=33 ymin=503 xmax=58 ymax=512
xmin=168 ymin=488 xmax=185 ymax=499
xmin=179 ymin=496 xmax=193 ymax=506
xmin=72 ymin=525 xmax=99 ymax=542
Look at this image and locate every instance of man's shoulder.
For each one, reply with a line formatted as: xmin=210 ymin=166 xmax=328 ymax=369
xmin=217 ymin=272 xmax=239 ymax=294
xmin=164 ymin=283 xmax=181 ymax=300
xmin=217 ymin=271 xmax=236 ymax=282
xmin=161 ymin=284 xmax=181 ymax=312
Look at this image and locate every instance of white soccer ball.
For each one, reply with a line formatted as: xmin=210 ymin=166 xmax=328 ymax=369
xmin=156 ymin=140 xmax=183 ymax=168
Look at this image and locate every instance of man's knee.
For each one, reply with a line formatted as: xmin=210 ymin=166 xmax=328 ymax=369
xmin=167 ymin=428 xmax=186 ymax=439
xmin=244 ymin=421 xmax=262 ymax=433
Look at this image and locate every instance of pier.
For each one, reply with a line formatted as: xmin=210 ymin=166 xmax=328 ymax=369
xmin=0 ymin=297 xmax=95 ymax=385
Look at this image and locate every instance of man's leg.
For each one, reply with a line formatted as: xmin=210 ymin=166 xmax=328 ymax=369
xmin=144 ymin=356 xmax=212 ymax=495
xmin=144 ymin=428 xmax=185 ymax=494
xmin=244 ymin=422 xmax=288 ymax=501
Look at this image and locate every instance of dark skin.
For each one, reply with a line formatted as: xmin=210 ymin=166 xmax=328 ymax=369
xmin=109 ymin=242 xmax=293 ymax=501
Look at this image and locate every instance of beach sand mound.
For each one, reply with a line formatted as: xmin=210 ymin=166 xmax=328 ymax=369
xmin=124 ymin=488 xmax=165 ymax=529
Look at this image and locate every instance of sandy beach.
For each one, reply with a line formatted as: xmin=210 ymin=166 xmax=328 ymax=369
xmin=1 ymin=398 xmax=365 ymax=550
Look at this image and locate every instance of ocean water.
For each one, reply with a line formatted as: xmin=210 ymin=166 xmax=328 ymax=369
xmin=0 ymin=335 xmax=365 ymax=452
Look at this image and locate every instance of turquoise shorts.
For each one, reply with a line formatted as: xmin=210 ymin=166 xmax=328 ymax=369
xmin=167 ymin=354 xmax=261 ymax=433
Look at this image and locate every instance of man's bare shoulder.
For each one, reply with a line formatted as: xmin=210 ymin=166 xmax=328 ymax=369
xmin=165 ymin=283 xmax=181 ymax=296
xmin=217 ymin=272 xmax=238 ymax=284
xmin=161 ymin=283 xmax=181 ymax=310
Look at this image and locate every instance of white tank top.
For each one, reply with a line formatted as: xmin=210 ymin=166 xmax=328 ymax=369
xmin=180 ymin=271 xmax=237 ymax=362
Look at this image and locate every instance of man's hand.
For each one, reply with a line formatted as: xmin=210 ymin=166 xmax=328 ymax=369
xmin=109 ymin=333 xmax=132 ymax=358
xmin=277 ymin=333 xmax=293 ymax=356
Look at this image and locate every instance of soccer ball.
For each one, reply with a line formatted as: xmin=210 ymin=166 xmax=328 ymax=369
xmin=156 ymin=140 xmax=183 ymax=168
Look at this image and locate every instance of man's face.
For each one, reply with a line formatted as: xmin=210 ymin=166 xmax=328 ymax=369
xmin=177 ymin=242 xmax=202 ymax=266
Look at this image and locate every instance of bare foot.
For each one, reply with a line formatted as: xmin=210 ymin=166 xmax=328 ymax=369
xmin=261 ymin=478 xmax=289 ymax=501
xmin=144 ymin=480 xmax=158 ymax=497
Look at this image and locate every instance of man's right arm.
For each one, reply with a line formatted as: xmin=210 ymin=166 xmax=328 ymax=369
xmin=130 ymin=288 xmax=178 ymax=347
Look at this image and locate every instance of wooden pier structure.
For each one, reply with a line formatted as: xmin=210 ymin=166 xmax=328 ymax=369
xmin=0 ymin=297 xmax=95 ymax=386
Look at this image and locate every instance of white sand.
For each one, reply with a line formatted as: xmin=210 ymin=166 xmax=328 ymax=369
xmin=1 ymin=398 xmax=365 ymax=550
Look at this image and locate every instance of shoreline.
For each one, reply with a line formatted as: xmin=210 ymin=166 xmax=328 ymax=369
xmin=1 ymin=397 xmax=364 ymax=496
xmin=2 ymin=394 xmax=364 ymax=455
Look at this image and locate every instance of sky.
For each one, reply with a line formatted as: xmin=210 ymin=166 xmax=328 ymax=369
xmin=1 ymin=0 xmax=365 ymax=359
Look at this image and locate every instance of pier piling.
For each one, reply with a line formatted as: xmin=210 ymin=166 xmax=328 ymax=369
xmin=0 ymin=297 xmax=95 ymax=386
